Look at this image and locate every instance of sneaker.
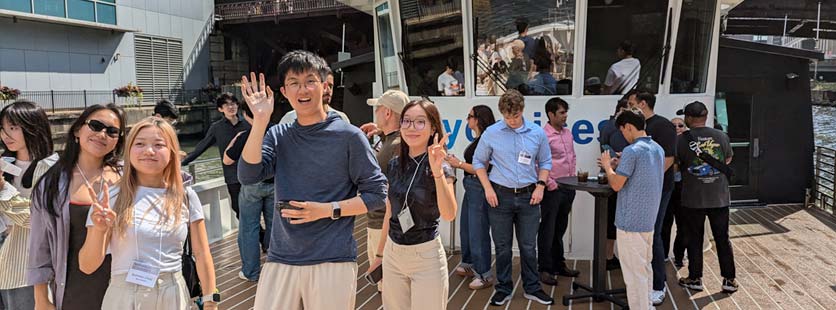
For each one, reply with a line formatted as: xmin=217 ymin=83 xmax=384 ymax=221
xmin=678 ymin=277 xmax=704 ymax=291
xmin=674 ymin=257 xmax=684 ymax=268
xmin=651 ymin=288 xmax=666 ymax=306
xmin=454 ymin=265 xmax=474 ymax=277
xmin=555 ymin=265 xmax=580 ymax=277
xmin=238 ymin=271 xmax=256 ymax=282
xmin=523 ymin=290 xmax=555 ymax=305
xmin=606 ymin=257 xmax=621 ymax=270
xmin=468 ymin=277 xmax=495 ymax=290
xmin=722 ymin=278 xmax=739 ymax=293
xmin=489 ymin=291 xmax=512 ymax=306
xmin=539 ymin=271 xmax=557 ymax=286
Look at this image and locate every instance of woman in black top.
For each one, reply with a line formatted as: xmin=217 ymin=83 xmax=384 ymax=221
xmin=368 ymin=99 xmax=457 ymax=310
xmin=445 ymin=105 xmax=497 ymax=290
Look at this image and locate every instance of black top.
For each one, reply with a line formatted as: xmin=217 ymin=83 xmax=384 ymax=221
xmin=463 ymin=137 xmax=482 ymax=177
xmin=63 ymin=203 xmax=111 ymax=310
xmin=182 ymin=117 xmax=251 ymax=184
xmin=645 ymin=114 xmax=677 ymax=191
xmin=599 ymin=117 xmax=629 ymax=152
xmin=225 ymin=127 xmax=274 ymax=183
xmin=385 ymin=154 xmax=455 ymax=245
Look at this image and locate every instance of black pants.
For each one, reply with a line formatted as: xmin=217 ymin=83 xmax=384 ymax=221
xmin=227 ymin=183 xmax=241 ymax=219
xmin=680 ymin=206 xmax=736 ymax=279
xmin=606 ymin=193 xmax=618 ymax=240
xmin=537 ymin=187 xmax=576 ymax=273
xmin=661 ymin=182 xmax=687 ymax=260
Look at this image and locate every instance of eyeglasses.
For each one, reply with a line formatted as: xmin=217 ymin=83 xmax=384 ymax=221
xmin=467 ymin=114 xmax=476 ymax=119
xmin=284 ymin=78 xmax=321 ymax=91
xmin=86 ymin=119 xmax=121 ymax=138
xmin=401 ymin=118 xmax=427 ymax=130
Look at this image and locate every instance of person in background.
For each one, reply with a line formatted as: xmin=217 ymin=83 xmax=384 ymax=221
xmin=181 ymin=93 xmax=251 ymax=219
xmin=445 ymin=105 xmax=497 ymax=290
xmin=598 ymin=108 xmax=664 ymax=310
xmin=527 ymin=56 xmax=557 ymax=96
xmin=662 ymin=117 xmax=688 ymax=268
xmin=278 ymin=72 xmax=351 ymax=125
xmin=515 ymin=17 xmax=536 ymax=61
xmin=154 ymin=99 xmax=179 ymax=124
xmin=598 ymin=96 xmax=629 ymax=270
xmin=437 ymin=57 xmax=465 ymax=96
xmin=80 ymin=117 xmax=218 ymax=310
xmin=602 ymin=41 xmax=641 ymax=95
xmin=28 ymin=104 xmax=126 ymax=310
xmin=368 ymin=99 xmax=458 ymax=310
xmin=0 ymin=101 xmax=58 ymax=310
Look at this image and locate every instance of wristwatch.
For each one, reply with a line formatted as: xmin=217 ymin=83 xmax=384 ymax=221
xmin=536 ymin=180 xmax=547 ymax=187
xmin=200 ymin=289 xmax=221 ymax=304
xmin=331 ymin=201 xmax=342 ymax=220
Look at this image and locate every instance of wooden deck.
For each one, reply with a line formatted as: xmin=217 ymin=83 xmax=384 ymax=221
xmin=209 ymin=204 xmax=836 ymax=309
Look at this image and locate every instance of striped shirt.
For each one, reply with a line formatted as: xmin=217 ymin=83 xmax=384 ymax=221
xmin=0 ymin=154 xmax=57 ymax=289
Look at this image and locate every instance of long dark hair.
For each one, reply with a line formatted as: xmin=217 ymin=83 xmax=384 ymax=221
xmin=34 ymin=103 xmax=126 ymax=217
xmin=398 ymin=99 xmax=445 ymax=174
xmin=470 ymin=105 xmax=496 ymax=136
xmin=0 ymin=100 xmax=54 ymax=188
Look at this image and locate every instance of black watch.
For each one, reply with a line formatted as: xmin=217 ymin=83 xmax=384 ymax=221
xmin=331 ymin=201 xmax=342 ymax=220
xmin=536 ymin=180 xmax=547 ymax=187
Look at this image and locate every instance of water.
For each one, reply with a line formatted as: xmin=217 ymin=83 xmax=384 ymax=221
xmin=813 ymin=105 xmax=836 ymax=150
xmin=179 ymin=138 xmax=225 ymax=183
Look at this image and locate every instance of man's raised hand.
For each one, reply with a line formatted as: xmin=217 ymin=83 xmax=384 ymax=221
xmin=240 ymin=72 xmax=274 ymax=121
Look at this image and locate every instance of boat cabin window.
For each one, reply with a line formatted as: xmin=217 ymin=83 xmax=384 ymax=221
xmin=398 ymin=0 xmax=466 ymax=97
xmin=376 ymin=3 xmax=400 ymax=90
xmin=671 ymin=0 xmax=716 ymax=94
xmin=583 ymin=0 xmax=668 ymax=95
xmin=472 ymin=0 xmax=577 ymax=97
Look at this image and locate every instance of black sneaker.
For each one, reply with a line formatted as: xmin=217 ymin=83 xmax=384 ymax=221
xmin=539 ymin=272 xmax=557 ymax=286
xmin=524 ymin=290 xmax=555 ymax=305
xmin=555 ymin=265 xmax=580 ymax=277
xmin=673 ymin=257 xmax=684 ymax=268
xmin=678 ymin=277 xmax=704 ymax=291
xmin=606 ymin=257 xmax=621 ymax=270
xmin=722 ymin=278 xmax=739 ymax=293
xmin=489 ymin=291 xmax=512 ymax=306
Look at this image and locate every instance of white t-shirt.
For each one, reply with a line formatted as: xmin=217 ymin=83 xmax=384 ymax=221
xmin=87 ymin=186 xmax=204 ymax=274
xmin=604 ymin=57 xmax=641 ymax=95
xmin=437 ymin=72 xmax=463 ymax=96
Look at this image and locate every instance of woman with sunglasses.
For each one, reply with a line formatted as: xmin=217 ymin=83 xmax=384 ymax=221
xmin=79 ymin=117 xmax=217 ymax=310
xmin=662 ymin=117 xmax=688 ymax=267
xmin=0 ymin=101 xmax=58 ymax=310
xmin=367 ymin=99 xmax=457 ymax=310
xmin=27 ymin=104 xmax=125 ymax=310
xmin=445 ymin=105 xmax=497 ymax=290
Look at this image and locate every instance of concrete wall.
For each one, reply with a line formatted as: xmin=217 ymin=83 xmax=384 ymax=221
xmin=0 ymin=0 xmax=214 ymax=91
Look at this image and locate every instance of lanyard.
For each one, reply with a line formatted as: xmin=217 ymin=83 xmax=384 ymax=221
xmin=76 ymin=163 xmax=104 ymax=199
xmin=133 ymin=195 xmax=165 ymax=268
xmin=400 ymin=153 xmax=427 ymax=213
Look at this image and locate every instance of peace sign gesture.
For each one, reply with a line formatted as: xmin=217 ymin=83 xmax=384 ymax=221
xmin=429 ymin=133 xmax=449 ymax=178
xmin=88 ymin=183 xmax=116 ymax=233
xmin=240 ymin=72 xmax=274 ymax=122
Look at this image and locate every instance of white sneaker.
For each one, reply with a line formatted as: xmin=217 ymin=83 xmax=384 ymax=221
xmin=238 ymin=271 xmax=256 ymax=282
xmin=651 ymin=288 xmax=666 ymax=306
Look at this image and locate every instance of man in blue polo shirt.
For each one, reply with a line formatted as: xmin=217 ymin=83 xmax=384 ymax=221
xmin=598 ymin=108 xmax=664 ymax=310
xmin=473 ymin=89 xmax=554 ymax=306
xmin=237 ymin=50 xmax=387 ymax=310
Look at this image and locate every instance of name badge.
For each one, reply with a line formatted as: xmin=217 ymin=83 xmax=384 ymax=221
xmin=518 ymin=151 xmax=532 ymax=165
xmin=398 ymin=206 xmax=415 ymax=233
xmin=126 ymin=260 xmax=160 ymax=288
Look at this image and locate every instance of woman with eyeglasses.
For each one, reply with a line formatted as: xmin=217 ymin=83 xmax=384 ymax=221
xmin=367 ymin=99 xmax=457 ymax=310
xmin=662 ymin=117 xmax=688 ymax=268
xmin=27 ymin=103 xmax=125 ymax=310
xmin=0 ymin=101 xmax=58 ymax=310
xmin=445 ymin=105 xmax=497 ymax=290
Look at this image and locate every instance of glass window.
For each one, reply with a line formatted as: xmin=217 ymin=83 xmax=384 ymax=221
xmin=670 ymin=0 xmax=715 ymax=94
xmin=96 ymin=2 xmax=116 ymax=25
xmin=472 ymin=0 xmax=576 ymax=96
xmin=399 ymin=0 xmax=465 ymax=97
xmin=68 ymin=0 xmax=95 ymax=22
xmin=584 ymin=0 xmax=668 ymax=95
xmin=376 ymin=3 xmax=399 ymax=90
xmin=0 ymin=0 xmax=33 ymax=13
xmin=34 ymin=0 xmax=66 ymax=18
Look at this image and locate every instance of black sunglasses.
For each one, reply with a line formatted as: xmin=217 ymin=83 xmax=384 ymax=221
xmin=675 ymin=124 xmax=686 ymax=128
xmin=86 ymin=119 xmax=121 ymax=138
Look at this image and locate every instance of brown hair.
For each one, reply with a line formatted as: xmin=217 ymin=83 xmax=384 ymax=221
xmin=398 ymin=99 xmax=445 ymax=174
xmin=498 ymin=89 xmax=525 ymax=115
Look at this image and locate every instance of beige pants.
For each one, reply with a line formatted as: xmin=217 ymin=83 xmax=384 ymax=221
xmin=253 ymin=261 xmax=357 ymax=310
xmin=382 ymin=237 xmax=448 ymax=310
xmin=101 ymin=272 xmax=190 ymax=310
xmin=616 ymin=229 xmax=655 ymax=310
xmin=366 ymin=228 xmax=383 ymax=292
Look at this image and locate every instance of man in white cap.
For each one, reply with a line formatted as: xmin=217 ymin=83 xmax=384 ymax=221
xmin=359 ymin=89 xmax=408 ymax=292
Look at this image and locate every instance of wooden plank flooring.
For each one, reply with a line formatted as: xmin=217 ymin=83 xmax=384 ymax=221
xmin=209 ymin=204 xmax=836 ymax=309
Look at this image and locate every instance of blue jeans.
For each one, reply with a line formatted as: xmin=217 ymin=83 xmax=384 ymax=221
xmin=489 ymin=189 xmax=542 ymax=295
xmin=459 ymin=175 xmax=493 ymax=279
xmin=652 ymin=188 xmax=673 ymax=290
xmin=238 ymin=182 xmax=275 ymax=280
xmin=0 ymin=286 xmax=34 ymax=310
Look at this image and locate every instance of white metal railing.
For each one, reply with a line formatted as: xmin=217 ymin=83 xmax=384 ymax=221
xmin=215 ymin=0 xmax=348 ymax=20
xmin=192 ymin=177 xmax=239 ymax=244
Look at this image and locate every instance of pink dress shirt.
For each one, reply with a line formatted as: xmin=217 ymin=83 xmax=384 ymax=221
xmin=544 ymin=123 xmax=576 ymax=190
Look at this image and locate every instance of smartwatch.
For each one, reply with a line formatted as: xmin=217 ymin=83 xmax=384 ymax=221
xmin=200 ymin=289 xmax=221 ymax=304
xmin=331 ymin=201 xmax=342 ymax=220
xmin=536 ymin=180 xmax=547 ymax=187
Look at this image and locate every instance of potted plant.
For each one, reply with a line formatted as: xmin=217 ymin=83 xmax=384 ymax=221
xmin=0 ymin=86 xmax=21 ymax=101
xmin=113 ymin=82 xmax=144 ymax=106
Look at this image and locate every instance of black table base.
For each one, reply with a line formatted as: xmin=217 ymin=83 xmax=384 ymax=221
xmin=563 ymin=283 xmax=627 ymax=308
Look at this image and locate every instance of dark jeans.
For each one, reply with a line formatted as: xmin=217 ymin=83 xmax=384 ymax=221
xmin=460 ymin=175 xmax=493 ymax=279
xmin=680 ymin=206 xmax=736 ymax=280
xmin=227 ymin=182 xmax=242 ymax=219
xmin=0 ymin=286 xmax=34 ymax=310
xmin=537 ymin=187 xmax=575 ymax=273
xmin=489 ymin=189 xmax=542 ymax=295
xmin=661 ymin=182 xmax=687 ymax=261
xmin=652 ymin=188 xmax=673 ymax=290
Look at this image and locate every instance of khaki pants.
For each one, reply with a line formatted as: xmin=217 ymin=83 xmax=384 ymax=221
xmin=382 ymin=237 xmax=448 ymax=310
xmin=101 ymin=272 xmax=190 ymax=310
xmin=616 ymin=229 xmax=654 ymax=310
xmin=366 ymin=228 xmax=383 ymax=292
xmin=253 ymin=262 xmax=357 ymax=310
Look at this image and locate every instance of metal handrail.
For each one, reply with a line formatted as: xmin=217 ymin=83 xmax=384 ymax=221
xmin=810 ymin=146 xmax=835 ymax=214
xmin=185 ymin=157 xmax=224 ymax=182
xmin=215 ymin=0 xmax=348 ymax=20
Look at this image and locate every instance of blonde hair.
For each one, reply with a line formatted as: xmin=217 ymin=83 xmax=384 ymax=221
xmin=113 ymin=116 xmax=185 ymax=236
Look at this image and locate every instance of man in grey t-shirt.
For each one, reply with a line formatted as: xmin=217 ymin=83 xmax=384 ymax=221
xmin=674 ymin=101 xmax=738 ymax=294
